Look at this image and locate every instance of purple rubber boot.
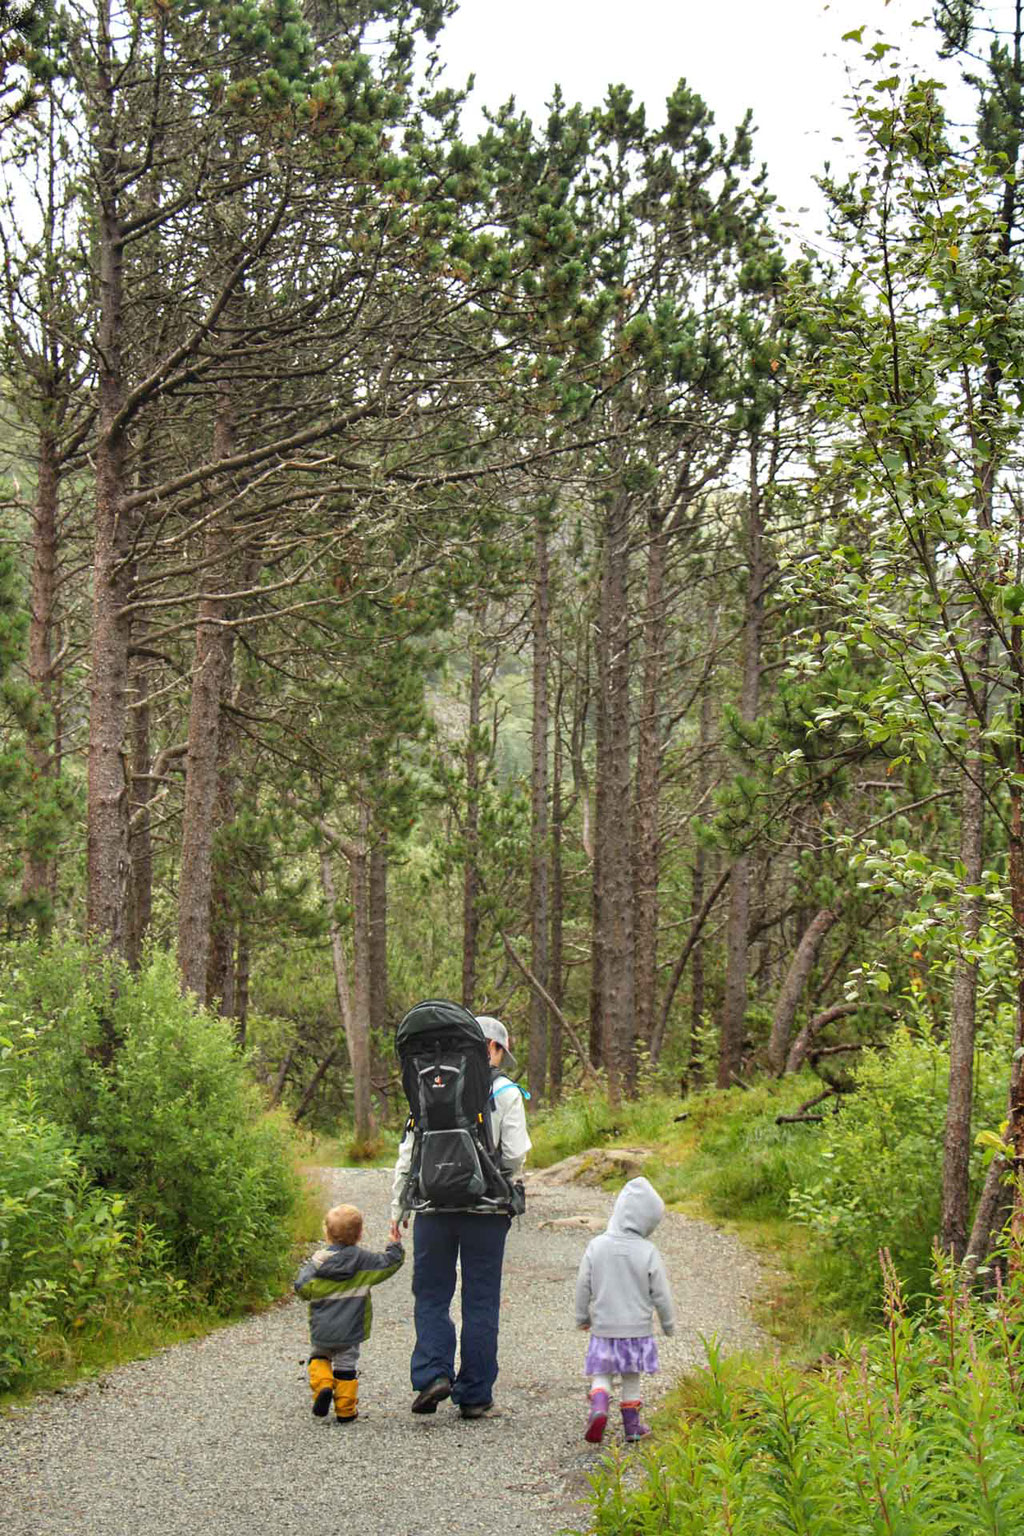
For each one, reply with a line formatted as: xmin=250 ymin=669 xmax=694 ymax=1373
xmin=584 ymin=1388 xmax=609 ymax=1444
xmin=621 ymin=1401 xmax=651 ymax=1442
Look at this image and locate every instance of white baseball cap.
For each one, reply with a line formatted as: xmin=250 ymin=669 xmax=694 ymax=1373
xmin=476 ymin=1015 xmax=517 ymax=1075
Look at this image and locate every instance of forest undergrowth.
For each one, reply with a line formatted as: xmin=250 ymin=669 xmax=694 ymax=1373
xmin=530 ymin=1065 xmax=1024 ymax=1534
xmin=0 ymin=941 xmax=322 ymax=1404
xmin=576 ymin=1257 xmax=1024 ymax=1536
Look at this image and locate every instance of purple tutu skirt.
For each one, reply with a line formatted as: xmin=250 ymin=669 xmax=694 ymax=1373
xmin=584 ymin=1335 xmax=659 ymax=1377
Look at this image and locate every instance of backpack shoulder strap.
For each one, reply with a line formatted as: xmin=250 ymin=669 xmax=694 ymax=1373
xmin=491 ymin=1079 xmax=530 ymax=1100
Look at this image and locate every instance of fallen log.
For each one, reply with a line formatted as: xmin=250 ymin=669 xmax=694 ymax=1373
xmin=775 ymin=1086 xmax=841 ymax=1126
xmin=809 ymin=1041 xmax=884 ymax=1059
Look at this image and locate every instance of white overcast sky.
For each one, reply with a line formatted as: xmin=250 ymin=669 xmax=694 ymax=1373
xmin=431 ymin=0 xmax=978 ymax=243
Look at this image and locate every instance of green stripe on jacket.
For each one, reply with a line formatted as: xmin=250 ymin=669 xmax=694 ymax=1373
xmin=298 ymin=1267 xmax=399 ymax=1300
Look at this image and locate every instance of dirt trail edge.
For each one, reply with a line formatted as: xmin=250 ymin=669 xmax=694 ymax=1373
xmin=0 ymin=1166 xmax=765 ymax=1536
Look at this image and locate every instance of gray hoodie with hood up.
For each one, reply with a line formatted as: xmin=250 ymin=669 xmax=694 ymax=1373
xmin=574 ymin=1176 xmax=675 ymax=1339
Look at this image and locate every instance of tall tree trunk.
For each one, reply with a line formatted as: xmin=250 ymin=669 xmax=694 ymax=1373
xmin=126 ymin=450 xmax=157 ymax=971
xmin=126 ymin=644 xmax=154 ymax=970
xmin=529 ymin=511 xmax=551 ymax=1099
xmin=1008 ymin=670 xmax=1024 ymax=1274
xmin=717 ymin=440 xmax=765 ymax=1088
xmin=206 ymin=687 xmax=239 ymax=1019
xmin=968 ymin=717 xmax=1022 ymax=1268
xmin=573 ymin=614 xmax=601 ymax=1067
xmin=209 ymin=544 xmax=261 ymax=1025
xmin=597 ymin=492 xmax=634 ymax=1102
xmin=206 ymin=646 xmax=243 ymax=1020
xmin=688 ymin=683 xmax=715 ymax=1088
xmin=549 ymin=664 xmax=565 ymax=1101
xmin=1010 ymin=1064 xmax=1024 ymax=1273
xmin=940 ymin=672 xmax=991 ymax=1253
xmin=369 ymin=831 xmax=389 ymax=1036
xmin=294 ymin=1047 xmax=341 ymax=1123
xmin=652 ymin=867 xmax=731 ymax=1067
xmin=87 ymin=54 xmax=132 ymax=959
xmin=983 ymin=595 xmax=1024 ymax=1267
xmin=588 ymin=815 xmax=604 ymax=1070
xmin=190 ymin=89 xmax=255 ymax=1012
xmin=462 ymin=619 xmax=483 ymax=1011
xmin=235 ymin=928 xmax=250 ymax=1047
xmin=206 ymin=872 xmax=237 ymax=1021
xmin=718 ymin=866 xmax=751 ymax=1088
xmin=941 ymin=318 xmax=1000 ymax=1256
xmin=22 ymin=427 xmax=59 ymax=925
xmin=349 ymin=808 xmax=375 ymax=1143
xmin=177 ymin=387 xmax=235 ymax=1000
xmin=633 ymin=510 xmax=667 ymax=1056
xmin=320 ymin=843 xmax=373 ymax=1145
xmin=768 ymin=908 xmax=839 ymax=1076
xmin=939 ymin=768 xmax=988 ymax=1247
xmin=268 ymin=1046 xmax=295 ymax=1109
xmin=687 ymin=846 xmax=706 ymax=1091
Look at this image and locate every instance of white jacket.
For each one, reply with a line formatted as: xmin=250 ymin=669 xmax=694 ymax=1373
xmin=575 ymin=1177 xmax=675 ymax=1338
xmin=390 ymin=1071 xmax=531 ymax=1222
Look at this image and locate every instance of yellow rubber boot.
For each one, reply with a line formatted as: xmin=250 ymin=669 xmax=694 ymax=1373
xmin=333 ymin=1372 xmax=358 ymax=1423
xmin=308 ymin=1357 xmax=335 ymax=1417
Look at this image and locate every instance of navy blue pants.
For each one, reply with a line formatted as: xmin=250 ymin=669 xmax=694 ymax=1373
xmin=410 ymin=1212 xmax=510 ymax=1407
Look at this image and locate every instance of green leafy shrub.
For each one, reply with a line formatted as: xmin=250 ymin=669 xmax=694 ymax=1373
xmin=0 ymin=1099 xmax=129 ymax=1387
xmin=579 ymin=1255 xmax=1024 ymax=1535
xmin=0 ymin=938 xmax=113 ymax=1132
xmin=789 ymin=1030 xmax=1005 ymax=1320
xmin=94 ymin=957 xmax=300 ymax=1296
xmin=0 ymin=941 xmax=300 ymax=1302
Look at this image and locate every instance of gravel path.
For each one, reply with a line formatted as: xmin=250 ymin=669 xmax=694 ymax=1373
xmin=0 ymin=1168 xmax=764 ymax=1536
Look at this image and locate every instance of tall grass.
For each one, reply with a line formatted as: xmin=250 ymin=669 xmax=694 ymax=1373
xmin=528 ymin=1082 xmax=689 ymax=1166
xmin=578 ymin=1252 xmax=1024 ymax=1535
xmin=529 ymin=1076 xmax=822 ymax=1221
xmin=642 ymin=1078 xmax=824 ymax=1222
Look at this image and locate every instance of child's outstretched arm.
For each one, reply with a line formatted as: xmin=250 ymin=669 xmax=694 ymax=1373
xmin=574 ymin=1246 xmax=594 ymax=1329
xmin=353 ymin=1239 xmax=405 ymax=1289
xmin=649 ymin=1249 xmax=675 ymax=1336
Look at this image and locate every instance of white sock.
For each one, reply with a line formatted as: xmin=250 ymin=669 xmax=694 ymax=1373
xmin=621 ymin=1372 xmax=641 ymax=1402
xmin=589 ymin=1373 xmax=612 ymax=1396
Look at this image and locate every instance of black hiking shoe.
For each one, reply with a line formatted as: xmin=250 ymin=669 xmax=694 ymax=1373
xmin=411 ymin=1376 xmax=452 ymax=1414
xmin=459 ymin=1401 xmax=497 ymax=1420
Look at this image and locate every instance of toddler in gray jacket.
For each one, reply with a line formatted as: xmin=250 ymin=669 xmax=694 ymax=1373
xmin=295 ymin=1203 xmax=404 ymax=1423
xmin=574 ymin=1175 xmax=675 ymax=1443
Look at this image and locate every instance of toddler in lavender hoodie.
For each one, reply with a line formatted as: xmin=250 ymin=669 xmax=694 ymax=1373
xmin=574 ymin=1175 xmax=675 ymax=1443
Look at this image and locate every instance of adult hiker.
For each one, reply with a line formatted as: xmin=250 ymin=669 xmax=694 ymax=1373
xmin=389 ymin=1003 xmax=531 ymax=1419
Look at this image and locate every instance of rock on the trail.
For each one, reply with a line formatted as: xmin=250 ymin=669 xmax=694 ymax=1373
xmin=537 ymin=1216 xmax=605 ymax=1233
xmin=526 ymin=1147 xmax=649 ymax=1187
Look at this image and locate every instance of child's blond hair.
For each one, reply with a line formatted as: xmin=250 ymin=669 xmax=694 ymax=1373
xmin=323 ymin=1204 xmax=363 ymax=1245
